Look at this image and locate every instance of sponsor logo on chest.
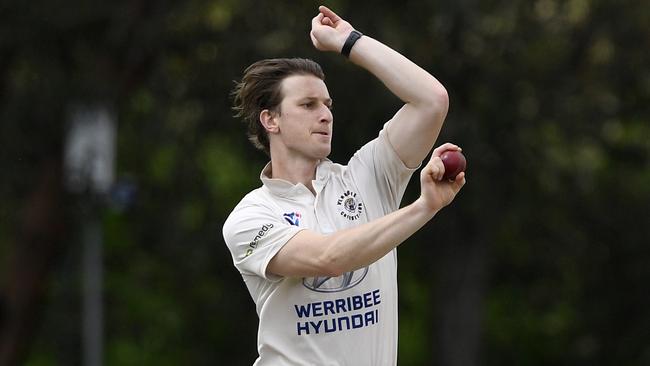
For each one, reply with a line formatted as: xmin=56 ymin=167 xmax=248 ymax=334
xmin=283 ymin=211 xmax=302 ymax=226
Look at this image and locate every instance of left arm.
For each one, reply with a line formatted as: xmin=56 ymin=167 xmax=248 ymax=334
xmin=311 ymin=6 xmax=450 ymax=167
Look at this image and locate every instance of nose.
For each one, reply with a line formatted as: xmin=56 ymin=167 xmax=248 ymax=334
xmin=320 ymin=104 xmax=333 ymax=123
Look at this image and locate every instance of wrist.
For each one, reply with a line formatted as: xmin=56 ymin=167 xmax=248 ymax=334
xmin=411 ymin=197 xmax=438 ymax=221
xmin=341 ymin=30 xmax=363 ymax=58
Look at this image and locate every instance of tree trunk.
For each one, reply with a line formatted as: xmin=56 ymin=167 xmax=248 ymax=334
xmin=435 ymin=236 xmax=487 ymax=366
xmin=0 ymin=158 xmax=66 ymax=366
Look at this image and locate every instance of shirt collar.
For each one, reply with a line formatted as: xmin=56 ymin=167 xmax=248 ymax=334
xmin=260 ymin=159 xmax=333 ymax=198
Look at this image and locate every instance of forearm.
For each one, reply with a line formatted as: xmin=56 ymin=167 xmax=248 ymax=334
xmin=320 ymin=198 xmax=436 ymax=274
xmin=348 ymin=35 xmax=447 ymax=108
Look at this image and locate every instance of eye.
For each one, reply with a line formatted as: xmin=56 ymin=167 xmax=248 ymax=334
xmin=302 ymin=102 xmax=315 ymax=109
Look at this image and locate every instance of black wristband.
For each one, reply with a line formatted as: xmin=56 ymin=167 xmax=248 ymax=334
xmin=341 ymin=30 xmax=363 ymax=58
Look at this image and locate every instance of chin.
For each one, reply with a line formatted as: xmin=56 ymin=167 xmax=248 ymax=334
xmin=316 ymin=147 xmax=331 ymax=159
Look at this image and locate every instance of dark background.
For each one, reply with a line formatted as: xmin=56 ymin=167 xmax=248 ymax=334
xmin=1 ymin=0 xmax=649 ymax=365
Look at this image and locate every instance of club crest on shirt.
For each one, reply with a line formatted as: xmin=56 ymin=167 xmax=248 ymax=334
xmin=337 ymin=190 xmax=364 ymax=221
xmin=303 ymin=267 xmax=369 ymax=293
xmin=283 ymin=212 xmax=301 ymax=226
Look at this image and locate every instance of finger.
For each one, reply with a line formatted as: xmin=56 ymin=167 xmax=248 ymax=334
xmin=322 ymin=16 xmax=334 ymax=27
xmin=425 ymin=156 xmax=444 ymax=181
xmin=311 ymin=13 xmax=324 ymax=29
xmin=319 ymin=5 xmax=341 ymax=23
xmin=452 ymin=172 xmax=466 ymax=190
xmin=432 ymin=157 xmax=445 ymax=181
xmin=433 ymin=142 xmax=460 ymax=155
xmin=432 ymin=142 xmax=461 ymax=157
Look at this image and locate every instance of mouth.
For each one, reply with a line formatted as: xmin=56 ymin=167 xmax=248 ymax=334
xmin=312 ymin=131 xmax=330 ymax=136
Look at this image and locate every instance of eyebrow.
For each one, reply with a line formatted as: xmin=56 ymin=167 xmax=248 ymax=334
xmin=300 ymin=96 xmax=333 ymax=105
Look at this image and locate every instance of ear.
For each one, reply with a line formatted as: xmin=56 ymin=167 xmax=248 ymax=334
xmin=259 ymin=109 xmax=279 ymax=134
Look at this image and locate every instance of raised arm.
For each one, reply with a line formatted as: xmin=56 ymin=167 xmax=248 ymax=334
xmin=310 ymin=6 xmax=449 ymax=168
xmin=268 ymin=144 xmax=465 ymax=278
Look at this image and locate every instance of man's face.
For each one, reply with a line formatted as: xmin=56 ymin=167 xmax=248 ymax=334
xmin=273 ymin=74 xmax=333 ymax=160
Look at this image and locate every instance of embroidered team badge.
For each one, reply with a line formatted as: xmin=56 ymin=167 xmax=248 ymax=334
xmin=283 ymin=212 xmax=302 ymax=226
xmin=337 ymin=190 xmax=364 ymax=220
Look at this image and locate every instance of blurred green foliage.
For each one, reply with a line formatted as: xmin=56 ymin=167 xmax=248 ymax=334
xmin=1 ymin=0 xmax=649 ymax=365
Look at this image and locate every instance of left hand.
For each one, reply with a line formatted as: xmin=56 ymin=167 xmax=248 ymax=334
xmin=310 ymin=6 xmax=355 ymax=53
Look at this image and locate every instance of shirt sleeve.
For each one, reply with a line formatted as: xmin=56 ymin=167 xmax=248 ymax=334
xmin=347 ymin=122 xmax=421 ymax=214
xmin=222 ymin=201 xmax=304 ymax=281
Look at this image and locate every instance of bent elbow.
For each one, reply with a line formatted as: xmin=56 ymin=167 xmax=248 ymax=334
xmin=411 ymin=84 xmax=449 ymax=121
xmin=425 ymin=86 xmax=449 ymax=117
xmin=437 ymin=87 xmax=450 ymax=112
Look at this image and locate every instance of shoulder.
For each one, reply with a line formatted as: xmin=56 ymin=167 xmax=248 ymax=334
xmin=225 ymin=187 xmax=275 ymax=221
xmin=238 ymin=186 xmax=271 ymax=206
xmin=222 ymin=188 xmax=277 ymax=247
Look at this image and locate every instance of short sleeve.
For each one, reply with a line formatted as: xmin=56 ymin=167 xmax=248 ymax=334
xmin=348 ymin=123 xmax=420 ymax=213
xmin=222 ymin=202 xmax=304 ymax=281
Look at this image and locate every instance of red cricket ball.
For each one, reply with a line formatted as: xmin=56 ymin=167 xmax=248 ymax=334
xmin=440 ymin=150 xmax=467 ymax=180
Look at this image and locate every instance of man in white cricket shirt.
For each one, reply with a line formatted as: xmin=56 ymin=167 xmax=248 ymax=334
xmin=223 ymin=6 xmax=466 ymax=365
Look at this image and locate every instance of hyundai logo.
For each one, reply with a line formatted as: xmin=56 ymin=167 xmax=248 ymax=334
xmin=302 ymin=267 xmax=369 ymax=293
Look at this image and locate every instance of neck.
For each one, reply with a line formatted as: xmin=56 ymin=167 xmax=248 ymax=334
xmin=268 ymin=154 xmax=320 ymax=194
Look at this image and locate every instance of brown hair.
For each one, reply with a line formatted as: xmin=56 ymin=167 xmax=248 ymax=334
xmin=232 ymin=58 xmax=325 ymax=155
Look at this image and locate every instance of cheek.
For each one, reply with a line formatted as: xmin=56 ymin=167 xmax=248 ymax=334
xmin=280 ymin=117 xmax=309 ymax=140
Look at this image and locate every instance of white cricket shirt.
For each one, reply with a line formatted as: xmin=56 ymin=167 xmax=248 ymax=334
xmin=223 ymin=126 xmax=418 ymax=366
